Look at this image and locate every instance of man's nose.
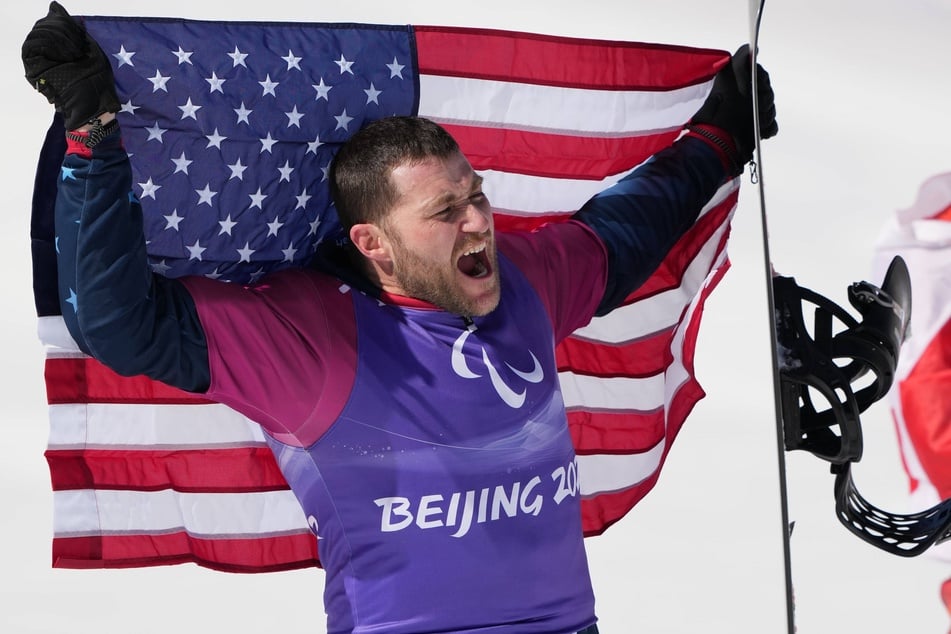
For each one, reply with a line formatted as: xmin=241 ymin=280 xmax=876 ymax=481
xmin=461 ymin=202 xmax=491 ymax=234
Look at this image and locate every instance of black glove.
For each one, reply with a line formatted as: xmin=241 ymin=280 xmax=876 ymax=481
xmin=690 ymin=44 xmax=778 ymax=173
xmin=22 ymin=1 xmax=120 ymax=130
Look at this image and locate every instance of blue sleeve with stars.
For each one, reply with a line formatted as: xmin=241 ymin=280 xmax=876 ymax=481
xmin=573 ymin=135 xmax=729 ymax=316
xmin=55 ymin=133 xmax=211 ymax=392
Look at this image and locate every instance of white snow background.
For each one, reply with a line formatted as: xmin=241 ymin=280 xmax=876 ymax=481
xmin=1 ymin=1 xmax=949 ymax=632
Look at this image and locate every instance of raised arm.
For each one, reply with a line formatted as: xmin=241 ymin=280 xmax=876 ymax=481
xmin=24 ymin=1 xmax=210 ymax=392
xmin=575 ymin=44 xmax=777 ymax=315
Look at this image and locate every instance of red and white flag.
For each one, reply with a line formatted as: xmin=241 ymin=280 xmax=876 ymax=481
xmin=31 ymin=16 xmax=735 ymax=571
xmin=874 ymin=172 xmax=951 ymax=551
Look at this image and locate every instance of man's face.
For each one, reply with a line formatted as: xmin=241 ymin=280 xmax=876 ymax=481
xmin=381 ymin=151 xmax=500 ymax=317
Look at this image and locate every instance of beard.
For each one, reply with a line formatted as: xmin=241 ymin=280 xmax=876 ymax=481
xmin=389 ymin=232 xmax=501 ymax=317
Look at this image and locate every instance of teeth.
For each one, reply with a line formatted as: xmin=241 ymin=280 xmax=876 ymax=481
xmin=462 ymin=244 xmax=486 ymax=256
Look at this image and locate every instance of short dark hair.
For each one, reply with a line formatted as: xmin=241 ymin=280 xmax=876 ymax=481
xmin=329 ymin=116 xmax=461 ymax=231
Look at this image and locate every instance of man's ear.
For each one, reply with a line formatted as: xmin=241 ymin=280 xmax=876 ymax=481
xmin=349 ymin=223 xmax=392 ymax=264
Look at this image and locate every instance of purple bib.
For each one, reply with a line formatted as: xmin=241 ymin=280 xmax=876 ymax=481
xmin=268 ymin=256 xmax=596 ymax=633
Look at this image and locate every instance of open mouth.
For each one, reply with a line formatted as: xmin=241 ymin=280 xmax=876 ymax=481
xmin=457 ymin=243 xmax=492 ymax=279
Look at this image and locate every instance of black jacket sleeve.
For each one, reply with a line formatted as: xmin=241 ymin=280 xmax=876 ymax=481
xmin=573 ymin=134 xmax=730 ymax=316
xmin=55 ymin=131 xmax=211 ymax=392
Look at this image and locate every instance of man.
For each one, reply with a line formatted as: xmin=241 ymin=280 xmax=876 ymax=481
xmin=23 ymin=2 xmax=776 ymax=632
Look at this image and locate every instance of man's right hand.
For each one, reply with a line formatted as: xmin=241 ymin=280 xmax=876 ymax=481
xmin=22 ymin=1 xmax=120 ymax=130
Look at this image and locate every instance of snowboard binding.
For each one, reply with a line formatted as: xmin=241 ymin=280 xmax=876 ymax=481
xmin=774 ymin=256 xmax=910 ymax=465
xmin=773 ymin=256 xmax=951 ymax=555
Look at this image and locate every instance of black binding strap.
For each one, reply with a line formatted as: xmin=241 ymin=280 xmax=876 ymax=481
xmin=774 ymin=256 xmax=909 ymax=464
xmin=772 ymin=256 xmax=951 ymax=555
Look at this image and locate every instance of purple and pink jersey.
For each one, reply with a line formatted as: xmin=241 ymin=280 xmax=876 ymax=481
xmin=182 ymin=222 xmax=608 ymax=633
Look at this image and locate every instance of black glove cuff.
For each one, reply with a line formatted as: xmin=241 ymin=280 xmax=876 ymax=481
xmin=686 ymin=124 xmax=745 ymax=177
xmin=66 ymin=116 xmax=119 ymax=148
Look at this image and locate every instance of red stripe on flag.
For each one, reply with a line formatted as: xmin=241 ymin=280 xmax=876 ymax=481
xmin=46 ymin=447 xmax=288 ymax=492
xmin=568 ymin=410 xmax=664 ymax=454
xmin=52 ymin=532 xmax=319 ymax=572
xmin=555 ymin=195 xmax=733 ymax=376
xmin=572 ymin=258 xmax=728 ymax=457
xmin=580 ymin=374 xmax=706 ymax=535
xmin=581 ymin=477 xmax=664 ymax=536
xmin=557 ymin=333 xmax=674 ymax=377
xmin=415 ymin=26 xmax=729 ymax=90
xmin=45 ymin=357 xmax=210 ymax=405
xmin=627 ymin=190 xmax=735 ymax=302
xmin=493 ymin=213 xmax=572 ymax=233
xmin=899 ymin=318 xmax=951 ymax=500
xmin=446 ymin=123 xmax=681 ymax=179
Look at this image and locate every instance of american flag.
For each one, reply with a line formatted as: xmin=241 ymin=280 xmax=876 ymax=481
xmin=31 ymin=15 xmax=735 ymax=571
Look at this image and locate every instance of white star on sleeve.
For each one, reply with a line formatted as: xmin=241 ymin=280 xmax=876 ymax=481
xmin=205 ymin=129 xmax=227 ymax=149
xmin=282 ymin=50 xmax=302 ymax=71
xmin=259 ymin=75 xmax=279 ymax=97
xmin=146 ymin=122 xmax=168 ymax=142
xmin=171 ymin=152 xmax=192 ymax=174
xmin=195 ymin=184 xmax=218 ymax=206
xmin=178 ymin=98 xmax=202 ymax=120
xmin=113 ymin=45 xmax=136 ymax=67
xmin=387 ymin=57 xmax=405 ymax=79
xmin=151 ymin=260 xmax=172 ymax=275
xmin=227 ymin=159 xmax=248 ymax=180
xmin=137 ymin=177 xmax=162 ymax=199
xmin=334 ymin=109 xmax=354 ymax=131
xmin=186 ymin=239 xmax=207 ymax=261
xmin=364 ymin=83 xmax=382 ymax=105
xmin=120 ymin=100 xmax=139 ymax=115
xmin=172 ymin=47 xmax=194 ymax=64
xmin=312 ymin=78 xmax=332 ymax=101
xmin=65 ymin=289 xmax=79 ymax=312
xmin=334 ymin=54 xmax=355 ymax=75
xmin=285 ymin=106 xmax=304 ymax=128
xmin=277 ymin=161 xmax=294 ymax=182
xmin=205 ymin=72 xmax=227 ymax=94
xmin=233 ymin=102 xmax=252 ymax=124
xmin=228 ymin=46 xmax=249 ymax=68
xmin=163 ymin=209 xmax=184 ymax=230
xmin=148 ymin=70 xmax=171 ymax=92
xmin=236 ymin=242 xmax=256 ymax=263
xmin=218 ymin=215 xmax=238 ymax=236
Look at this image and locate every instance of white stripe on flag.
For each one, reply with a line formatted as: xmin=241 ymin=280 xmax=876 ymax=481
xmin=48 ymin=403 xmax=266 ymax=449
xmin=559 ymin=371 xmax=666 ymax=412
xmin=576 ymin=248 xmax=728 ymax=345
xmin=53 ymin=489 xmax=308 ymax=537
xmin=574 ymin=183 xmax=735 ymax=343
xmin=576 ymin=246 xmax=720 ymax=498
xmin=577 ymin=448 xmax=665 ymax=496
xmin=419 ymin=74 xmax=713 ymax=135
xmin=484 ymin=169 xmax=631 ymax=216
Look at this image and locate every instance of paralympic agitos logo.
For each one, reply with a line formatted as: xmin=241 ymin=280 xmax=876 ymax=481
xmin=450 ymin=323 xmax=544 ymax=408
